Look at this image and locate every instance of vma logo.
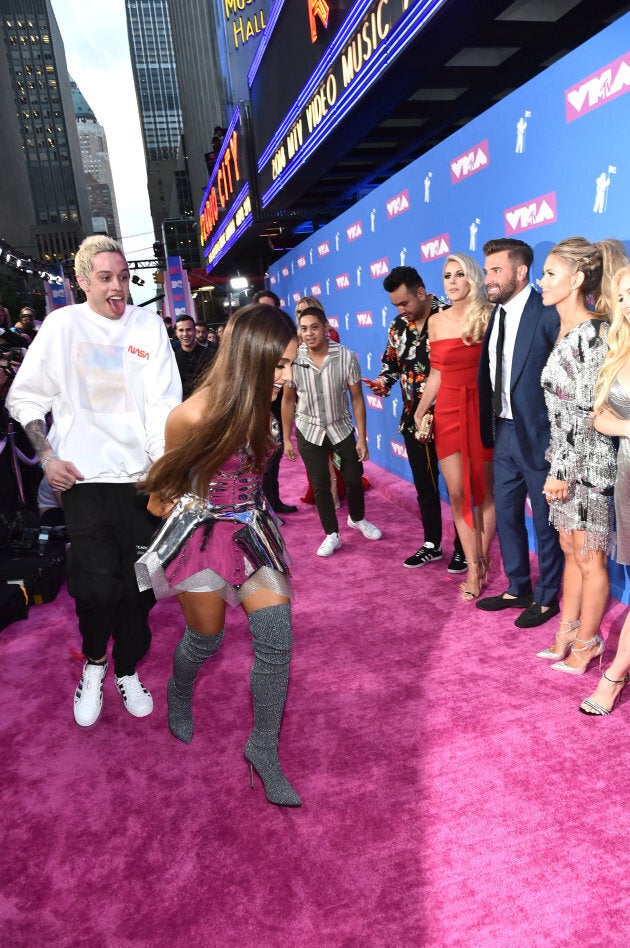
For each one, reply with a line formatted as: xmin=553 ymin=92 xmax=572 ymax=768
xmin=356 ymin=311 xmax=373 ymax=327
xmin=370 ymin=258 xmax=389 ymax=279
xmin=311 ymin=283 xmax=322 ymax=296
xmin=386 ymin=190 xmax=410 ymax=220
xmin=420 ymin=233 xmax=450 ymax=262
xmin=327 ymin=315 xmax=339 ymax=328
xmin=450 ymin=140 xmax=490 ymax=183
xmin=270 ymin=274 xmax=277 ymax=286
xmin=505 ymin=192 xmax=557 ymax=235
xmin=297 ymin=255 xmax=307 ymax=269
xmin=336 ymin=273 xmax=350 ymax=289
xmin=318 ymin=241 xmax=330 ymax=257
xmin=292 ymin=291 xmax=302 ymax=302
xmin=391 ymin=440 xmax=408 ymax=460
xmin=308 ymin=0 xmax=330 ymax=43
xmin=565 ymin=53 xmax=630 ymax=122
xmin=346 ymin=221 xmax=363 ymax=241
xmin=366 ymin=394 xmax=383 ymax=410
xmin=282 ymin=266 xmax=289 ymax=277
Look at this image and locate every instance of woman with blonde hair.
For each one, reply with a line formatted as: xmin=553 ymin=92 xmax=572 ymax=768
xmin=414 ymin=253 xmax=495 ymax=601
xmin=136 ymin=304 xmax=302 ymax=805
xmin=580 ymin=262 xmax=630 ymax=713
xmin=537 ymin=237 xmax=619 ymax=674
xmin=594 ymin=238 xmax=629 ymax=316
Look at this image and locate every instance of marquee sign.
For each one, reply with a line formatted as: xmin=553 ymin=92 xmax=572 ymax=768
xmin=250 ymin=0 xmax=449 ymax=209
xmin=223 ymin=0 xmax=267 ymax=50
xmin=200 ymin=105 xmax=255 ymax=271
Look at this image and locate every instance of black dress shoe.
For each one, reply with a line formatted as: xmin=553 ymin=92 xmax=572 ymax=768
xmin=514 ymin=599 xmax=560 ymax=628
xmin=476 ymin=591 xmax=534 ymax=612
xmin=274 ymin=501 xmax=298 ymax=514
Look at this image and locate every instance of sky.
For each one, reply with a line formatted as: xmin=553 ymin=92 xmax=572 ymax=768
xmin=50 ymin=0 xmax=157 ymax=305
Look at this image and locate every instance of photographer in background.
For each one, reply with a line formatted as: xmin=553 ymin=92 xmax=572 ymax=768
xmin=0 ymin=300 xmax=30 ymax=349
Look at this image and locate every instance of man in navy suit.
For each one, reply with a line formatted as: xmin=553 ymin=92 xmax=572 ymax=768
xmin=477 ymin=238 xmax=563 ymax=627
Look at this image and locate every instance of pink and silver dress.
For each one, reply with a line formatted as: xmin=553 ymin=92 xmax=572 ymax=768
xmin=136 ymin=449 xmax=292 ymax=606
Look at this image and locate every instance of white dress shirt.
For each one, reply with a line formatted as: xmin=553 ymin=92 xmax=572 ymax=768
xmin=488 ymin=284 xmax=535 ymax=419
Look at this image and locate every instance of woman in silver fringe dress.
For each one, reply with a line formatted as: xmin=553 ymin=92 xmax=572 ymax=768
xmin=135 ymin=304 xmax=302 ymax=806
xmin=537 ymin=238 xmax=617 ymax=675
xmin=581 ymin=264 xmax=630 ymax=714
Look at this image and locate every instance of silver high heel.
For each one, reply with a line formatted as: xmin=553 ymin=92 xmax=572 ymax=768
xmin=537 ymin=619 xmax=580 ymax=660
xmin=551 ymin=634 xmax=605 ymax=675
xmin=580 ymin=671 xmax=629 ymax=716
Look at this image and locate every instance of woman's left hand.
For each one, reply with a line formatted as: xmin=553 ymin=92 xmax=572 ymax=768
xmin=147 ymin=492 xmax=174 ymax=518
xmin=543 ymin=477 xmax=569 ymax=503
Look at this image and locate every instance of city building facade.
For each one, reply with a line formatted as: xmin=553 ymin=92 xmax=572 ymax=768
xmin=71 ymin=80 xmax=121 ymax=239
xmin=0 ymin=0 xmax=91 ymax=264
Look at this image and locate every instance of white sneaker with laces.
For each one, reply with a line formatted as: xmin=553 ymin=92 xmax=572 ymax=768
xmin=317 ymin=532 xmax=341 ymax=557
xmin=74 ymin=661 xmax=108 ymax=727
xmin=115 ymin=673 xmax=153 ymax=718
xmin=347 ymin=516 xmax=382 ymax=540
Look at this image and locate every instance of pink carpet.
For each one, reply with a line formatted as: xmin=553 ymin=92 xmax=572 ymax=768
xmin=1 ymin=452 xmax=629 ymax=947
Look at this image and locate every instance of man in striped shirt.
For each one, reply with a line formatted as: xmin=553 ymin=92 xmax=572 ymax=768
xmin=282 ymin=307 xmax=382 ymax=557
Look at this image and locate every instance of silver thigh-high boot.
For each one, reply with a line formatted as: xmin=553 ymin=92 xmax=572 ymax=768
xmin=245 ymin=604 xmax=301 ymax=807
xmin=167 ymin=625 xmax=224 ymax=743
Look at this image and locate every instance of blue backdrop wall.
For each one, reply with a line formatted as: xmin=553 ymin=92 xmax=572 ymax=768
xmin=269 ymin=14 xmax=630 ymax=600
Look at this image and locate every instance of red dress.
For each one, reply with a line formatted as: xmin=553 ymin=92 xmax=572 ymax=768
xmin=430 ymin=337 xmax=492 ymax=530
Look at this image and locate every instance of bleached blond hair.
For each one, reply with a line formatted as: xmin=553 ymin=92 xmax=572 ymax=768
xmin=443 ymin=253 xmax=492 ymax=344
xmin=74 ymin=235 xmax=125 ymax=283
xmin=594 ymin=264 xmax=630 ymax=412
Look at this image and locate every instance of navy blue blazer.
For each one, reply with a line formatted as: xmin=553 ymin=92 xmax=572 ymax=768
xmin=478 ymin=288 xmax=560 ymax=472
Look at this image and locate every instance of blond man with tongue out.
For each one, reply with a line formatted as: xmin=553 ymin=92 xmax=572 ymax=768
xmin=6 ymin=235 xmax=182 ymax=727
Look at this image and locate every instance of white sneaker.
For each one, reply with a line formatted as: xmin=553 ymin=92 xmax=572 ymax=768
xmin=317 ymin=532 xmax=341 ymax=557
xmin=115 ymin=673 xmax=153 ymax=718
xmin=347 ymin=516 xmax=382 ymax=540
xmin=74 ymin=661 xmax=108 ymax=727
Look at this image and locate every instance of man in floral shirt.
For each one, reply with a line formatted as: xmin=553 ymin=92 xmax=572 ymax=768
xmin=366 ymin=266 xmax=464 ymax=570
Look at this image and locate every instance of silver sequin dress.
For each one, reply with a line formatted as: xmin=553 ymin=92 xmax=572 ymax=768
xmin=541 ymin=318 xmax=616 ymax=551
xmin=135 ymin=449 xmax=293 ymax=605
xmin=607 ymin=377 xmax=630 ymax=564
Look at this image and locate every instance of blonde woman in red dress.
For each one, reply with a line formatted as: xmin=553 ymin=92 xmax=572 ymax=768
xmin=414 ymin=254 xmax=495 ymax=601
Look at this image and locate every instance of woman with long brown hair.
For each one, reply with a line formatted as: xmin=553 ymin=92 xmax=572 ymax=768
xmin=136 ymin=304 xmax=301 ymax=806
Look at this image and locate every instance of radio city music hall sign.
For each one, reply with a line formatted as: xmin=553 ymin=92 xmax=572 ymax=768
xmin=200 ymin=130 xmax=241 ymax=245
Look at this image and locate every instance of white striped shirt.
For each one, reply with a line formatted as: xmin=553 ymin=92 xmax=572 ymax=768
xmin=290 ymin=340 xmax=361 ymax=445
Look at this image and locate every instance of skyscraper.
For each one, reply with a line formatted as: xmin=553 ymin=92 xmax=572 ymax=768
xmin=166 ymin=0 xmax=231 ymax=213
xmin=125 ymin=0 xmax=183 ymax=238
xmin=0 ymin=0 xmax=92 ymax=264
xmin=71 ymin=80 xmax=121 ymax=240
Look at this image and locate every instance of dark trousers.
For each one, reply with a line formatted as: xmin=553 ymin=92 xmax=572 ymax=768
xmin=493 ymin=419 xmax=563 ymax=605
xmin=263 ymin=393 xmax=284 ymax=506
xmin=63 ymin=483 xmax=158 ymax=676
xmin=402 ymin=429 xmax=444 ymax=548
xmin=297 ymin=430 xmax=364 ymax=534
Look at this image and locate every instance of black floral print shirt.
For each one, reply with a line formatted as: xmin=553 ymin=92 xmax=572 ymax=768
xmin=378 ymin=300 xmax=440 ymax=435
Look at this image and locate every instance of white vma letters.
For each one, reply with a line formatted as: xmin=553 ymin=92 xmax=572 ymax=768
xmin=565 ymin=55 xmax=630 ymax=121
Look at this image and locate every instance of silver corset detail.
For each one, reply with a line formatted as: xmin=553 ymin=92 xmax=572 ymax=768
xmin=206 ymin=464 xmax=264 ymax=512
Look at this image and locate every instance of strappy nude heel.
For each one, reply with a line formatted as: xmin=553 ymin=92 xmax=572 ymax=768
xmin=460 ymin=561 xmax=482 ymax=602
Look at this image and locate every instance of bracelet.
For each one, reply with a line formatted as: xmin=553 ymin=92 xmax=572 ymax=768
xmin=40 ymin=454 xmax=58 ymax=470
